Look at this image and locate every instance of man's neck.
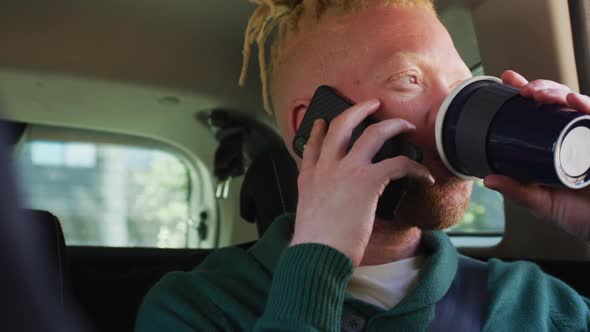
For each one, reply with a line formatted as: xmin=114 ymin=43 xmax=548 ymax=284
xmin=359 ymin=220 xmax=423 ymax=266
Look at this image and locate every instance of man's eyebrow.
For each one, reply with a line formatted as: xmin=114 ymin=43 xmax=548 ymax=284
xmin=381 ymin=52 xmax=423 ymax=68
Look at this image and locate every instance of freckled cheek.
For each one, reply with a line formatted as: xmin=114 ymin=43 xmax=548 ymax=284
xmin=377 ymin=98 xmax=433 ymax=143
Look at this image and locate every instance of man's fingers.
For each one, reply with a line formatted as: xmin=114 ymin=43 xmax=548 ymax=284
xmin=520 ymin=79 xmax=570 ymax=99
xmin=319 ymin=99 xmax=381 ymax=163
xmin=373 ymin=156 xmax=435 ymax=187
xmin=501 ymin=70 xmax=529 ymax=88
xmin=531 ymin=88 xmax=570 ymax=105
xmin=301 ymin=119 xmax=327 ymax=171
xmin=566 ymin=92 xmax=590 ymax=114
xmin=484 ymin=175 xmax=552 ymax=218
xmin=501 ymin=71 xmax=579 ymax=108
xmin=346 ymin=119 xmax=416 ymax=164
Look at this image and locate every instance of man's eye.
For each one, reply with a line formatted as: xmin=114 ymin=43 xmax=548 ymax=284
xmin=386 ymin=72 xmax=420 ymax=86
xmin=399 ymin=75 xmax=418 ymax=84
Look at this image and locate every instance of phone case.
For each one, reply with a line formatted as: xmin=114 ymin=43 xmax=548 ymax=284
xmin=292 ymin=85 xmax=423 ymax=220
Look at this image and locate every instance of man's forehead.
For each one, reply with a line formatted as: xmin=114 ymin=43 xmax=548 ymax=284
xmin=326 ymin=5 xmax=437 ymax=34
xmin=302 ymin=5 xmax=443 ymax=56
xmin=291 ymin=4 xmax=436 ymax=44
xmin=316 ymin=7 xmax=450 ymax=68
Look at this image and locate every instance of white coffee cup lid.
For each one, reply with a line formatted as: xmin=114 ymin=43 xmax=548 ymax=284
xmin=560 ymin=126 xmax=590 ymax=177
xmin=555 ymin=117 xmax=590 ymax=188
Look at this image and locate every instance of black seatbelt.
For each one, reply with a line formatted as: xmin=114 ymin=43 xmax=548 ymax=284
xmin=428 ymin=255 xmax=488 ymax=331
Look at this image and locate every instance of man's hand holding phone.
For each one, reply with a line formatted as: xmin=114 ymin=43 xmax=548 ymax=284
xmin=290 ymin=99 xmax=435 ymax=267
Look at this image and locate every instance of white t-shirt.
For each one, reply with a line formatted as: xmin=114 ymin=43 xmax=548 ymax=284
xmin=346 ymin=256 xmax=424 ymax=310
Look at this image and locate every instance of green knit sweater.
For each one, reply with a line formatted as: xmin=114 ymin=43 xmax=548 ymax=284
xmin=136 ymin=213 xmax=590 ymax=331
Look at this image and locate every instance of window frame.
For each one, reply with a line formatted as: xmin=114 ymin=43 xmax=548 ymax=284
xmin=16 ymin=124 xmax=219 ymax=249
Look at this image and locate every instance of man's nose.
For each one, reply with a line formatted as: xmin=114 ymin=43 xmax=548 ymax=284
xmin=429 ymin=80 xmax=454 ymax=127
xmin=421 ymin=81 xmax=453 ymax=150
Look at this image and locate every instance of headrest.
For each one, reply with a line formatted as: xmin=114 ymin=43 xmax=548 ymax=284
xmin=240 ymin=146 xmax=299 ymax=236
xmin=0 ymin=120 xmax=27 ymax=148
xmin=22 ymin=209 xmax=68 ymax=304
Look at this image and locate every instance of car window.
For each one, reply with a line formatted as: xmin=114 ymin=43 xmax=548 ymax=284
xmin=448 ymin=179 xmax=505 ymax=235
xmin=15 ymin=129 xmax=214 ymax=248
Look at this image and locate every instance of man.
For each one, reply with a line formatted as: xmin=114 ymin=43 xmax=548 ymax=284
xmin=136 ymin=0 xmax=590 ymax=330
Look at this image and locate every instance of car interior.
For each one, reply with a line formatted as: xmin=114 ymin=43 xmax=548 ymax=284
xmin=1 ymin=0 xmax=589 ymax=331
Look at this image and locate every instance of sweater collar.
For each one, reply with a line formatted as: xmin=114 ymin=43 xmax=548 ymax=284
xmin=384 ymin=227 xmax=459 ymax=314
xmin=249 ymin=213 xmax=459 ymax=310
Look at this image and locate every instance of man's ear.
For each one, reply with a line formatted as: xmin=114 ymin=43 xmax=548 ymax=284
xmin=290 ymin=99 xmax=310 ymax=135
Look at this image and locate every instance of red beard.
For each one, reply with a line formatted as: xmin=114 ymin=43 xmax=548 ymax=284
xmin=376 ymin=158 xmax=473 ymax=231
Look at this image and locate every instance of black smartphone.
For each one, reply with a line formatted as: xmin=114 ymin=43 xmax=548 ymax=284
xmin=292 ymin=85 xmax=422 ymax=220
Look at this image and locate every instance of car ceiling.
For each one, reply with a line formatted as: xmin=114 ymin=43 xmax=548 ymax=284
xmin=0 ymin=0 xmax=260 ymax=121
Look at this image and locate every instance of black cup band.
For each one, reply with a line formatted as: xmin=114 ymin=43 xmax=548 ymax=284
xmin=436 ymin=76 xmax=502 ymax=180
xmin=455 ymin=83 xmax=520 ymax=178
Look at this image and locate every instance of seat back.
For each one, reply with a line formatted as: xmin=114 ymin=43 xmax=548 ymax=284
xmin=240 ymin=146 xmax=299 ymax=236
xmin=22 ymin=209 xmax=69 ymax=304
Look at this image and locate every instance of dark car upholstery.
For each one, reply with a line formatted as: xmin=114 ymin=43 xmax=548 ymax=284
xmin=23 ymin=209 xmax=69 ymax=305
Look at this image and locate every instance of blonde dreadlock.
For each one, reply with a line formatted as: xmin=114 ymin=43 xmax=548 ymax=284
xmin=239 ymin=0 xmax=435 ymax=115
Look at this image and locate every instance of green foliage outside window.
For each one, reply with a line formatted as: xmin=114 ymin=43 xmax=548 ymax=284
xmin=448 ymin=179 xmax=505 ymax=234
